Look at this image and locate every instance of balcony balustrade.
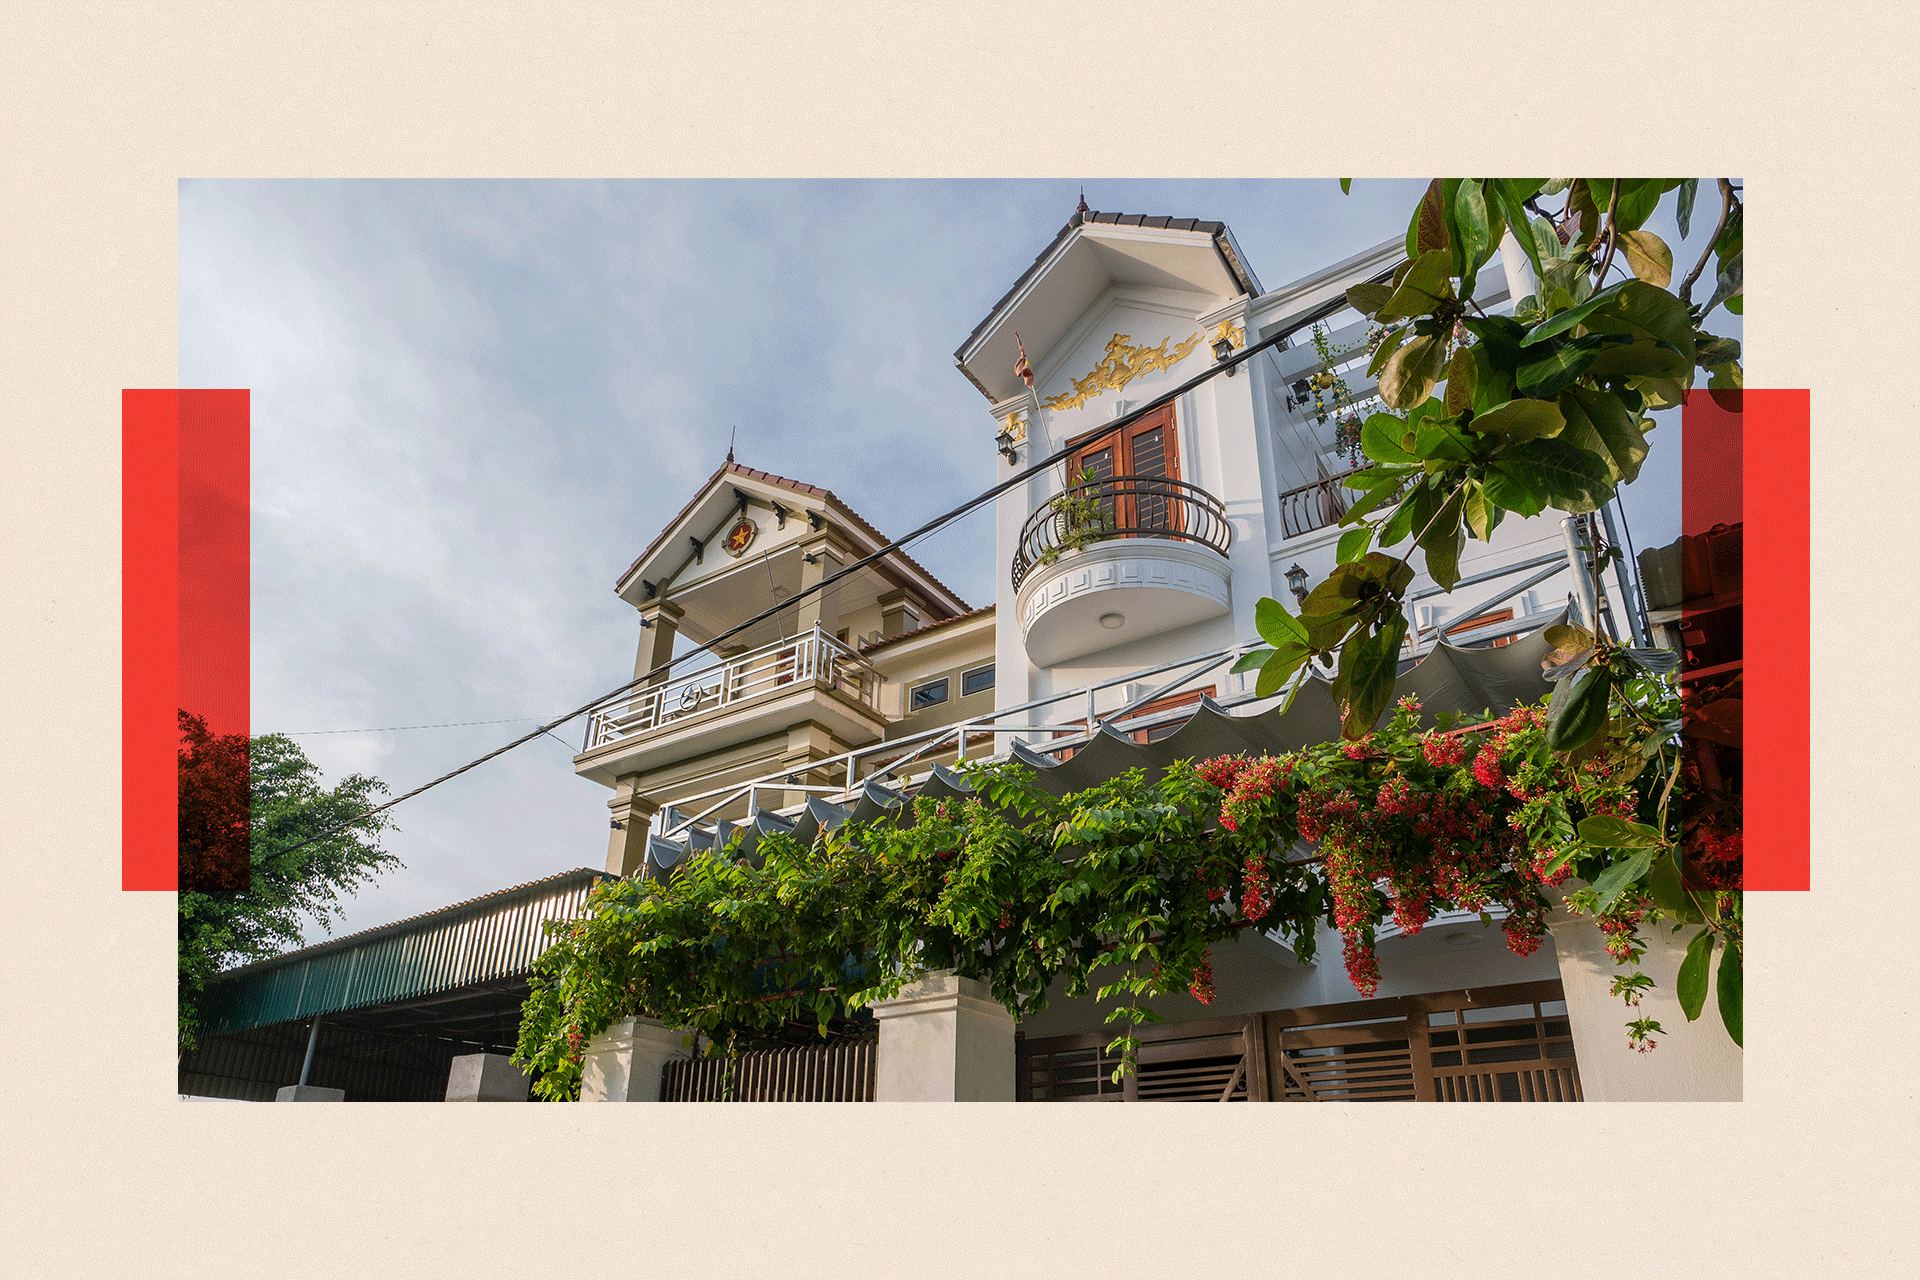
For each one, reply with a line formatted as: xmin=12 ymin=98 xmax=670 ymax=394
xmin=1011 ymin=475 xmax=1234 ymax=666
xmin=582 ymin=624 xmax=883 ymax=753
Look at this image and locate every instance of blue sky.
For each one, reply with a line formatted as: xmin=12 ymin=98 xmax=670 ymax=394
xmin=179 ymin=179 xmax=1734 ymax=942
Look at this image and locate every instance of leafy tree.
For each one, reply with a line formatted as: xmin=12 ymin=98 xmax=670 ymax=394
xmin=177 ymin=720 xmax=399 ymax=1052
xmin=178 ymin=710 xmax=250 ymax=891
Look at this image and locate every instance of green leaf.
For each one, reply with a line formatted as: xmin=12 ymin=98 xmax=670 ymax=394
xmin=1585 ymin=337 xmax=1690 ymax=380
xmin=1528 ymin=216 xmax=1561 ymax=282
xmin=1336 ymin=526 xmax=1373 ymax=563
xmin=1360 ymin=413 xmax=1417 ymax=465
xmin=1467 ymin=342 xmax=1515 ymax=415
xmin=1522 ymin=280 xmax=1631 ymax=347
xmin=1378 ymin=333 xmax=1448 ymax=411
xmin=1705 ymin=250 xmax=1742 ymax=318
xmin=1254 ymin=645 xmax=1310 ymax=699
xmin=1443 ymin=178 xmax=1491 ymax=298
xmin=1648 ymin=855 xmax=1704 ymax=924
xmin=1254 ymin=596 xmax=1309 ymax=649
xmin=1588 ymin=847 xmax=1655 ymax=913
xmin=1463 ymin=484 xmax=1491 ymax=541
xmin=1375 ymin=487 xmax=1421 ymax=547
xmin=1493 ymin=437 xmax=1614 ymax=514
xmin=1230 ymin=647 xmax=1274 ymax=674
xmin=1577 ymin=815 xmax=1664 ymax=849
xmin=1556 ymin=387 xmax=1649 ymax=484
xmin=1480 ymin=462 xmax=1545 ymax=518
xmin=1580 ymin=281 xmax=1697 ymax=368
xmin=1338 ymin=475 xmax=1408 ymax=527
xmin=1408 ymin=179 xmax=1448 ymax=260
xmin=1618 ymin=229 xmax=1672 ymax=288
xmin=1676 ymin=928 xmax=1714 ymax=1022
xmin=1542 ymin=622 xmax=1595 ymax=652
xmin=1342 ymin=614 xmax=1407 ymax=740
xmin=1603 ymin=179 xmax=1675 ymax=234
xmin=1545 ymin=666 xmax=1611 ymax=752
xmin=1694 ymin=333 xmax=1741 ymax=367
xmin=1717 ymin=941 xmax=1742 ymax=1047
xmin=1418 ymin=489 xmax=1464 ymax=591
xmin=1340 ymin=178 xmax=1352 ymax=195
xmin=1377 ymin=250 xmax=1454 ymax=321
xmin=1412 ymin=416 xmax=1477 ymax=463
xmin=1443 ymin=344 xmax=1477 ymax=416
xmin=1676 ymin=178 xmax=1698 ymax=239
xmin=1346 ymin=281 xmax=1393 ymax=316
xmin=1516 ymin=335 xmax=1607 ymax=399
xmin=1470 ymin=397 xmax=1565 ymax=443
xmin=1367 ymin=324 xmax=1407 ymax=378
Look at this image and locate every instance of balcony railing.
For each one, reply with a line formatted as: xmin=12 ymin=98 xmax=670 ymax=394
xmin=582 ymin=623 xmax=883 ymax=751
xmin=1011 ymin=475 xmax=1232 ymax=591
xmin=1274 ymin=466 xmax=1415 ymax=541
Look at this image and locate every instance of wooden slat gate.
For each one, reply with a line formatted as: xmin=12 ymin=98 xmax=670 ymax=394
xmin=1019 ymin=979 xmax=1580 ymax=1102
xmin=659 ymin=1037 xmax=876 ymax=1102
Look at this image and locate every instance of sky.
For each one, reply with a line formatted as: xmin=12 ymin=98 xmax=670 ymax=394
xmin=178 ymin=179 xmax=1738 ymax=944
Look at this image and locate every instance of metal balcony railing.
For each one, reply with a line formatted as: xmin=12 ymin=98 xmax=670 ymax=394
xmin=1011 ymin=475 xmax=1232 ymax=591
xmin=581 ymin=623 xmax=883 ymax=751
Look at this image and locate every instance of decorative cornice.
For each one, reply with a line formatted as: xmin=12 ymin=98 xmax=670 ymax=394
xmin=1041 ymin=331 xmax=1202 ymax=411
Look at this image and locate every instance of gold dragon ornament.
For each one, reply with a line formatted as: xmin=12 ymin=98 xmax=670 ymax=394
xmin=1042 ymin=331 xmax=1203 ymax=411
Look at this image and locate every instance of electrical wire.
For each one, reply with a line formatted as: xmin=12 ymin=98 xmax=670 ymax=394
xmin=264 ymin=301 xmax=1338 ymax=859
xmin=274 ymin=716 xmax=551 ymax=735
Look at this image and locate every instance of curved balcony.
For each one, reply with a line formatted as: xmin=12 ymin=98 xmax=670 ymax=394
xmin=1012 ymin=476 xmax=1234 ymax=667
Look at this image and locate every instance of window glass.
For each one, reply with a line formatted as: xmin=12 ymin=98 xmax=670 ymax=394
xmin=910 ymin=678 xmax=949 ymax=711
xmin=962 ymin=664 xmax=995 ymax=697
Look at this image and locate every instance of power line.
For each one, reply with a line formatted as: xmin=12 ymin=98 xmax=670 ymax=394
xmin=267 ymin=304 xmax=1334 ymax=859
xmin=274 ymin=717 xmax=551 ymax=735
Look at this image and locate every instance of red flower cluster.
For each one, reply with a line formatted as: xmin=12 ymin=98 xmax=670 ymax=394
xmin=1189 ymin=958 xmax=1215 ymax=1005
xmin=1342 ymin=932 xmax=1381 ymax=997
xmin=1240 ymin=855 xmax=1272 ymax=922
xmin=1472 ymin=744 xmax=1506 ymax=791
xmin=1421 ymin=732 xmax=1467 ymax=767
xmin=1217 ymin=756 xmax=1295 ymax=833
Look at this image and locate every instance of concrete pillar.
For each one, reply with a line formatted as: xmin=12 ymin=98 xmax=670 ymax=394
xmin=877 ymin=588 xmax=926 ymax=640
xmin=791 ymin=535 xmax=842 ymax=637
xmin=636 ymin=600 xmax=684 ymax=686
xmin=1546 ymin=891 xmax=1742 ymax=1100
xmin=870 ymin=971 xmax=1017 ymax=1101
xmin=577 ymin=1016 xmax=694 ymax=1102
xmin=444 ymin=1053 xmax=530 ymax=1102
xmin=606 ymin=779 xmax=662 ymax=877
xmin=275 ymin=1085 xmax=345 ymax=1102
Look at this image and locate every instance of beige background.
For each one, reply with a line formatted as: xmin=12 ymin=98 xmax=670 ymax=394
xmin=3 ymin=2 xmax=1916 ymax=1276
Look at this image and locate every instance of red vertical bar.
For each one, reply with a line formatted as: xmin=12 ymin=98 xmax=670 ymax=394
xmin=1741 ymin=390 xmax=1810 ymax=890
xmin=123 ymin=391 xmax=180 ymax=890
xmin=177 ymin=390 xmax=251 ymax=740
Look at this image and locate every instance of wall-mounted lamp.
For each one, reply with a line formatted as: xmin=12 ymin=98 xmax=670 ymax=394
xmin=610 ymin=818 xmax=626 ymax=830
xmin=995 ymin=429 xmax=1019 ymax=465
xmin=1212 ymin=334 xmax=1237 ymax=376
xmin=1285 ymin=562 xmax=1310 ymax=605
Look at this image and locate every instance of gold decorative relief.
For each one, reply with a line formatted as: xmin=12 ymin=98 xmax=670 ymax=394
xmin=1211 ymin=318 xmax=1245 ymax=350
xmin=1042 ymin=331 xmax=1203 ymax=411
xmin=998 ymin=410 xmax=1028 ymax=442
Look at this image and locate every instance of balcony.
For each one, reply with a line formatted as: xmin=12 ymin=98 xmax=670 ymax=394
xmin=574 ymin=624 xmax=886 ymax=786
xmin=1012 ymin=475 xmax=1233 ymax=666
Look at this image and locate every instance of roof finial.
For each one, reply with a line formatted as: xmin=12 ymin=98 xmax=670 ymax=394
xmin=727 ymin=425 xmax=736 ymax=465
xmin=1075 ymin=187 xmax=1089 ymax=215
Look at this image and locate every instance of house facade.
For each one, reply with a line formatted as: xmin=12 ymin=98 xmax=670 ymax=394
xmin=186 ymin=203 xmax=1734 ymax=1104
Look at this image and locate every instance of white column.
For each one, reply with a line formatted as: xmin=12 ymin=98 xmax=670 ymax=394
xmin=577 ymin=1016 xmax=693 ymax=1102
xmin=274 ymin=1085 xmax=345 ymax=1102
xmin=1546 ymin=895 xmax=1742 ymax=1101
xmin=445 ymin=1053 xmax=531 ymax=1102
xmin=870 ymin=971 xmax=1017 ymax=1102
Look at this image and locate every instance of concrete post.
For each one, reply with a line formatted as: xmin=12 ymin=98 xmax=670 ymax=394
xmin=792 ymin=536 xmax=842 ymax=637
xmin=275 ymin=1085 xmax=345 ymax=1102
xmin=577 ymin=1016 xmax=693 ymax=1102
xmin=636 ymin=600 xmax=684 ymax=686
xmin=606 ymin=780 xmax=662 ymax=877
xmin=1546 ymin=891 xmax=1742 ymax=1100
xmin=876 ymin=588 xmax=925 ymax=640
xmin=870 ymin=971 xmax=1017 ymax=1101
xmin=445 ymin=1053 xmax=531 ymax=1102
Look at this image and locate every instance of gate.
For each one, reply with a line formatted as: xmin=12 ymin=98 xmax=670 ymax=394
xmin=1018 ymin=979 xmax=1579 ymax=1102
xmin=659 ymin=1036 xmax=876 ymax=1101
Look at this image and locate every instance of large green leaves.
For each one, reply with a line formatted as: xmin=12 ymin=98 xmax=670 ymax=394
xmin=1490 ymin=437 xmax=1615 ymax=514
xmin=1546 ymin=666 xmax=1612 ymax=752
xmin=1255 ymin=596 xmax=1308 ymax=649
xmin=1556 ymin=387 xmax=1649 ymax=484
xmin=1618 ymin=229 xmax=1672 ymax=287
xmin=1377 ymin=251 xmax=1455 ymax=321
xmin=1576 ymin=815 xmax=1663 ymax=848
xmin=1676 ymin=927 xmax=1715 ymax=1021
xmin=1717 ymin=941 xmax=1743 ymax=1046
xmin=1470 ymin=397 xmax=1565 ymax=443
xmin=1515 ymin=334 xmax=1607 ymax=399
xmin=1378 ymin=333 xmax=1448 ymax=410
xmin=1341 ymin=614 xmax=1407 ymax=740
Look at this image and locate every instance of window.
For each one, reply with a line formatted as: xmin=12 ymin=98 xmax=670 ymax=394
xmin=1066 ymin=403 xmax=1181 ymax=536
xmin=962 ymin=664 xmax=995 ymax=697
xmin=909 ymin=677 xmax=949 ymax=711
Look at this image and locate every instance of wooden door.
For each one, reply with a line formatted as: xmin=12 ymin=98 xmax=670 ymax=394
xmin=1068 ymin=404 xmax=1180 ymax=537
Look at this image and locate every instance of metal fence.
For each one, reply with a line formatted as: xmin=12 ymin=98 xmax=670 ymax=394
xmin=659 ymin=1037 xmax=876 ymax=1101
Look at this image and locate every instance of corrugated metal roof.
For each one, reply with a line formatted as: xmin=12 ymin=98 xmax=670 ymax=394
xmin=199 ymin=868 xmax=608 ymax=1036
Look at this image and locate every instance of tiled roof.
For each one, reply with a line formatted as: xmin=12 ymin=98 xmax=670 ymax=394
xmin=617 ymin=460 xmax=971 ymax=614
xmin=858 ymin=603 xmax=996 ymax=654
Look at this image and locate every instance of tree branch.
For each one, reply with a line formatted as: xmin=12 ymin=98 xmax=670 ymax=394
xmin=1678 ymin=179 xmax=1737 ymax=306
xmin=1593 ymin=180 xmax=1622 ymax=284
